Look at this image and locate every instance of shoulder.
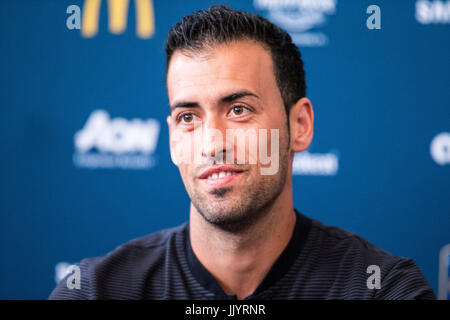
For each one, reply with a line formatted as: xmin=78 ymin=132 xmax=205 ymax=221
xmin=49 ymin=223 xmax=188 ymax=300
xmin=309 ymin=217 xmax=394 ymax=260
xmin=299 ymin=217 xmax=435 ymax=299
xmin=113 ymin=222 xmax=188 ymax=253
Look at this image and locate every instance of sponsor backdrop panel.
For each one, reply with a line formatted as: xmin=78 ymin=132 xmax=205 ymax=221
xmin=0 ymin=0 xmax=449 ymax=299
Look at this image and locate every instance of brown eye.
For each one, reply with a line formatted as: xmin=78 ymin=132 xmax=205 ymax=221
xmin=231 ymin=105 xmax=246 ymax=116
xmin=181 ymin=113 xmax=193 ymax=123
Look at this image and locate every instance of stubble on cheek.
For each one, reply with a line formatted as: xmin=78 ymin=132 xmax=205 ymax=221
xmin=177 ymin=120 xmax=290 ymax=232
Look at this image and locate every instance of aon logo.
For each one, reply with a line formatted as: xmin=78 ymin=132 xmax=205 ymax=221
xmin=75 ymin=110 xmax=160 ymax=155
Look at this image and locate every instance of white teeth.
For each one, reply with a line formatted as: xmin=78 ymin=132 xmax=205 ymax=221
xmin=207 ymin=171 xmax=234 ymax=179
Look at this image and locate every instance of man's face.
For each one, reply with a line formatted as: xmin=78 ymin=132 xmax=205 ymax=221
xmin=166 ymin=40 xmax=291 ymax=232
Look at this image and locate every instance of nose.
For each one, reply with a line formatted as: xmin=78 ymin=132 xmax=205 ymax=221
xmin=200 ymin=115 xmax=231 ymax=164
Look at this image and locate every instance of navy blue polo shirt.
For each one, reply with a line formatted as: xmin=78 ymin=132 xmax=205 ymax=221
xmin=49 ymin=210 xmax=436 ymax=300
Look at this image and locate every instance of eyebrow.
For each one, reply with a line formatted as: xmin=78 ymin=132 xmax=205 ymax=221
xmin=169 ymin=90 xmax=259 ymax=113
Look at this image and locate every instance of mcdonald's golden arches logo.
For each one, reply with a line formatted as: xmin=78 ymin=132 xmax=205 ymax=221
xmin=81 ymin=0 xmax=155 ymax=38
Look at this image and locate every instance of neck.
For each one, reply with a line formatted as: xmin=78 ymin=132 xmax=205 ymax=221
xmin=189 ymin=182 xmax=296 ymax=300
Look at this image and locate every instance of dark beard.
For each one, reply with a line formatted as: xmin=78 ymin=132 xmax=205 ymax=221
xmin=192 ymin=184 xmax=283 ymax=233
xmin=190 ymin=157 xmax=288 ymax=234
xmin=188 ymin=123 xmax=290 ymax=234
xmin=209 ymin=187 xmax=232 ymax=198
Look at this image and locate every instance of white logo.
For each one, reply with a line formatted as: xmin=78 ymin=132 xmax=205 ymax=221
xmin=73 ymin=110 xmax=160 ymax=169
xmin=366 ymin=5 xmax=381 ymax=30
xmin=54 ymin=262 xmax=75 ymax=283
xmin=253 ymin=0 xmax=337 ymax=47
xmin=416 ymin=0 xmax=450 ymax=24
xmin=55 ymin=262 xmax=81 ymax=289
xmin=292 ymin=150 xmax=339 ymax=175
xmin=170 ymin=127 xmax=280 ymax=175
xmin=366 ymin=265 xmax=381 ymax=290
xmin=430 ymin=132 xmax=450 ymax=165
xmin=66 ymin=265 xmax=81 ymax=290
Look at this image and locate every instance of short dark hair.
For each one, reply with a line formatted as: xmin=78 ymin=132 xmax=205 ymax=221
xmin=165 ymin=5 xmax=306 ymax=116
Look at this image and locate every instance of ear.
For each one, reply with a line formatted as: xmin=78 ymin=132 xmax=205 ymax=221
xmin=166 ymin=115 xmax=173 ymax=132
xmin=289 ymin=97 xmax=314 ymax=153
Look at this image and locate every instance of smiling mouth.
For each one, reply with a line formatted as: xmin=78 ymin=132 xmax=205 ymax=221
xmin=204 ymin=171 xmax=236 ymax=180
xmin=198 ymin=168 xmax=245 ymax=188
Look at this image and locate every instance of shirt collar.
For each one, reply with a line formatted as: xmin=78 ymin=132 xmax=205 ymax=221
xmin=185 ymin=208 xmax=312 ymax=299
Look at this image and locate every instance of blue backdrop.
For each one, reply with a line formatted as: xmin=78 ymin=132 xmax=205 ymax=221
xmin=0 ymin=0 xmax=449 ymax=299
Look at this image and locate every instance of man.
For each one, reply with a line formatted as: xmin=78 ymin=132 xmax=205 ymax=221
xmin=50 ymin=5 xmax=435 ymax=300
